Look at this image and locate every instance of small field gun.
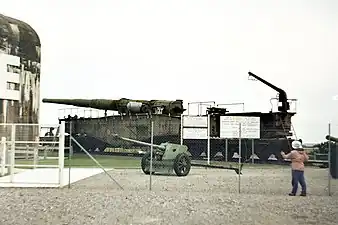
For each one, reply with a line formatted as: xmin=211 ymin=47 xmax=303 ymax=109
xmin=112 ymin=134 xmax=192 ymax=176
xmin=113 ymin=134 xmax=243 ymax=176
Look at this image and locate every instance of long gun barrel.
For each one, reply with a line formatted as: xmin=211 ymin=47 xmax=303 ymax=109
xmin=112 ymin=134 xmax=166 ymax=150
xmin=42 ymin=98 xmax=120 ymax=111
xmin=248 ymin=72 xmax=290 ymax=112
xmin=42 ymin=98 xmax=185 ymax=116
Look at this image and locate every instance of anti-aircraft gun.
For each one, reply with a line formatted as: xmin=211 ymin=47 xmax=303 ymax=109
xmin=42 ymin=98 xmax=185 ymax=116
xmin=112 ymin=134 xmax=192 ymax=176
xmin=113 ymin=134 xmax=243 ymax=176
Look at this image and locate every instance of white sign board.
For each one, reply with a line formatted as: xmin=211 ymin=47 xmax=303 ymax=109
xmin=183 ymin=128 xmax=208 ymax=139
xmin=0 ymin=53 xmax=20 ymax=101
xmin=183 ymin=116 xmax=208 ymax=127
xmin=182 ymin=115 xmax=208 ymax=139
xmin=220 ymin=116 xmax=260 ymax=139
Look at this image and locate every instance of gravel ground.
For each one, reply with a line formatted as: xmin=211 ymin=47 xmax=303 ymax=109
xmin=0 ymin=166 xmax=337 ymax=225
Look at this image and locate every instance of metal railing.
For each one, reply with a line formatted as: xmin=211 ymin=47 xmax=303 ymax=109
xmin=0 ymin=122 xmax=65 ymax=187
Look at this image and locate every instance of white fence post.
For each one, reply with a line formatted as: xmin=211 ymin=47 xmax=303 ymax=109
xmin=1 ymin=137 xmax=6 ymax=176
xmin=10 ymin=124 xmax=15 ymax=182
xmin=33 ymin=136 xmax=39 ymax=168
xmin=58 ymin=121 xmax=65 ymax=187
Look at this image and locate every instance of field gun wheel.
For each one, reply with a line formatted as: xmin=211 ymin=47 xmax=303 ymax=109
xmin=141 ymin=152 xmax=155 ymax=175
xmin=173 ymin=153 xmax=191 ymax=176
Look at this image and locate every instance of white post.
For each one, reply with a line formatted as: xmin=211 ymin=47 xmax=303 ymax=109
xmin=149 ymin=120 xmax=154 ymax=191
xmin=207 ymin=114 xmax=211 ymax=165
xmin=58 ymin=121 xmax=65 ymax=187
xmin=328 ymin=123 xmax=331 ymax=196
xmin=238 ymin=123 xmax=242 ymax=194
xmin=25 ymin=145 xmax=29 ymax=160
xmin=1 ymin=137 xmax=6 ymax=176
xmin=33 ymin=136 xmax=39 ymax=168
xmin=180 ymin=114 xmax=183 ymax=145
xmin=10 ymin=124 xmax=15 ymax=182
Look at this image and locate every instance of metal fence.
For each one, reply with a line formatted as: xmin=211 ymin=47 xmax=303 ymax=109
xmin=56 ymin=115 xmax=336 ymax=195
xmin=0 ymin=122 xmax=65 ymax=187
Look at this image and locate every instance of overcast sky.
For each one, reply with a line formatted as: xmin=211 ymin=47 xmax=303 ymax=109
xmin=1 ymin=0 xmax=337 ymax=143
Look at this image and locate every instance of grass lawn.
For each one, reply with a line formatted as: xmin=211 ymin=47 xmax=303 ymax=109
xmin=15 ymin=154 xmax=141 ymax=169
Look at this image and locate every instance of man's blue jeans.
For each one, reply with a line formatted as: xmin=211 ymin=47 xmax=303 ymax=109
xmin=291 ymin=170 xmax=306 ymax=194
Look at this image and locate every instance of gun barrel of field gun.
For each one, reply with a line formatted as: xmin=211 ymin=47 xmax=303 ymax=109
xmin=112 ymin=134 xmax=166 ymax=150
